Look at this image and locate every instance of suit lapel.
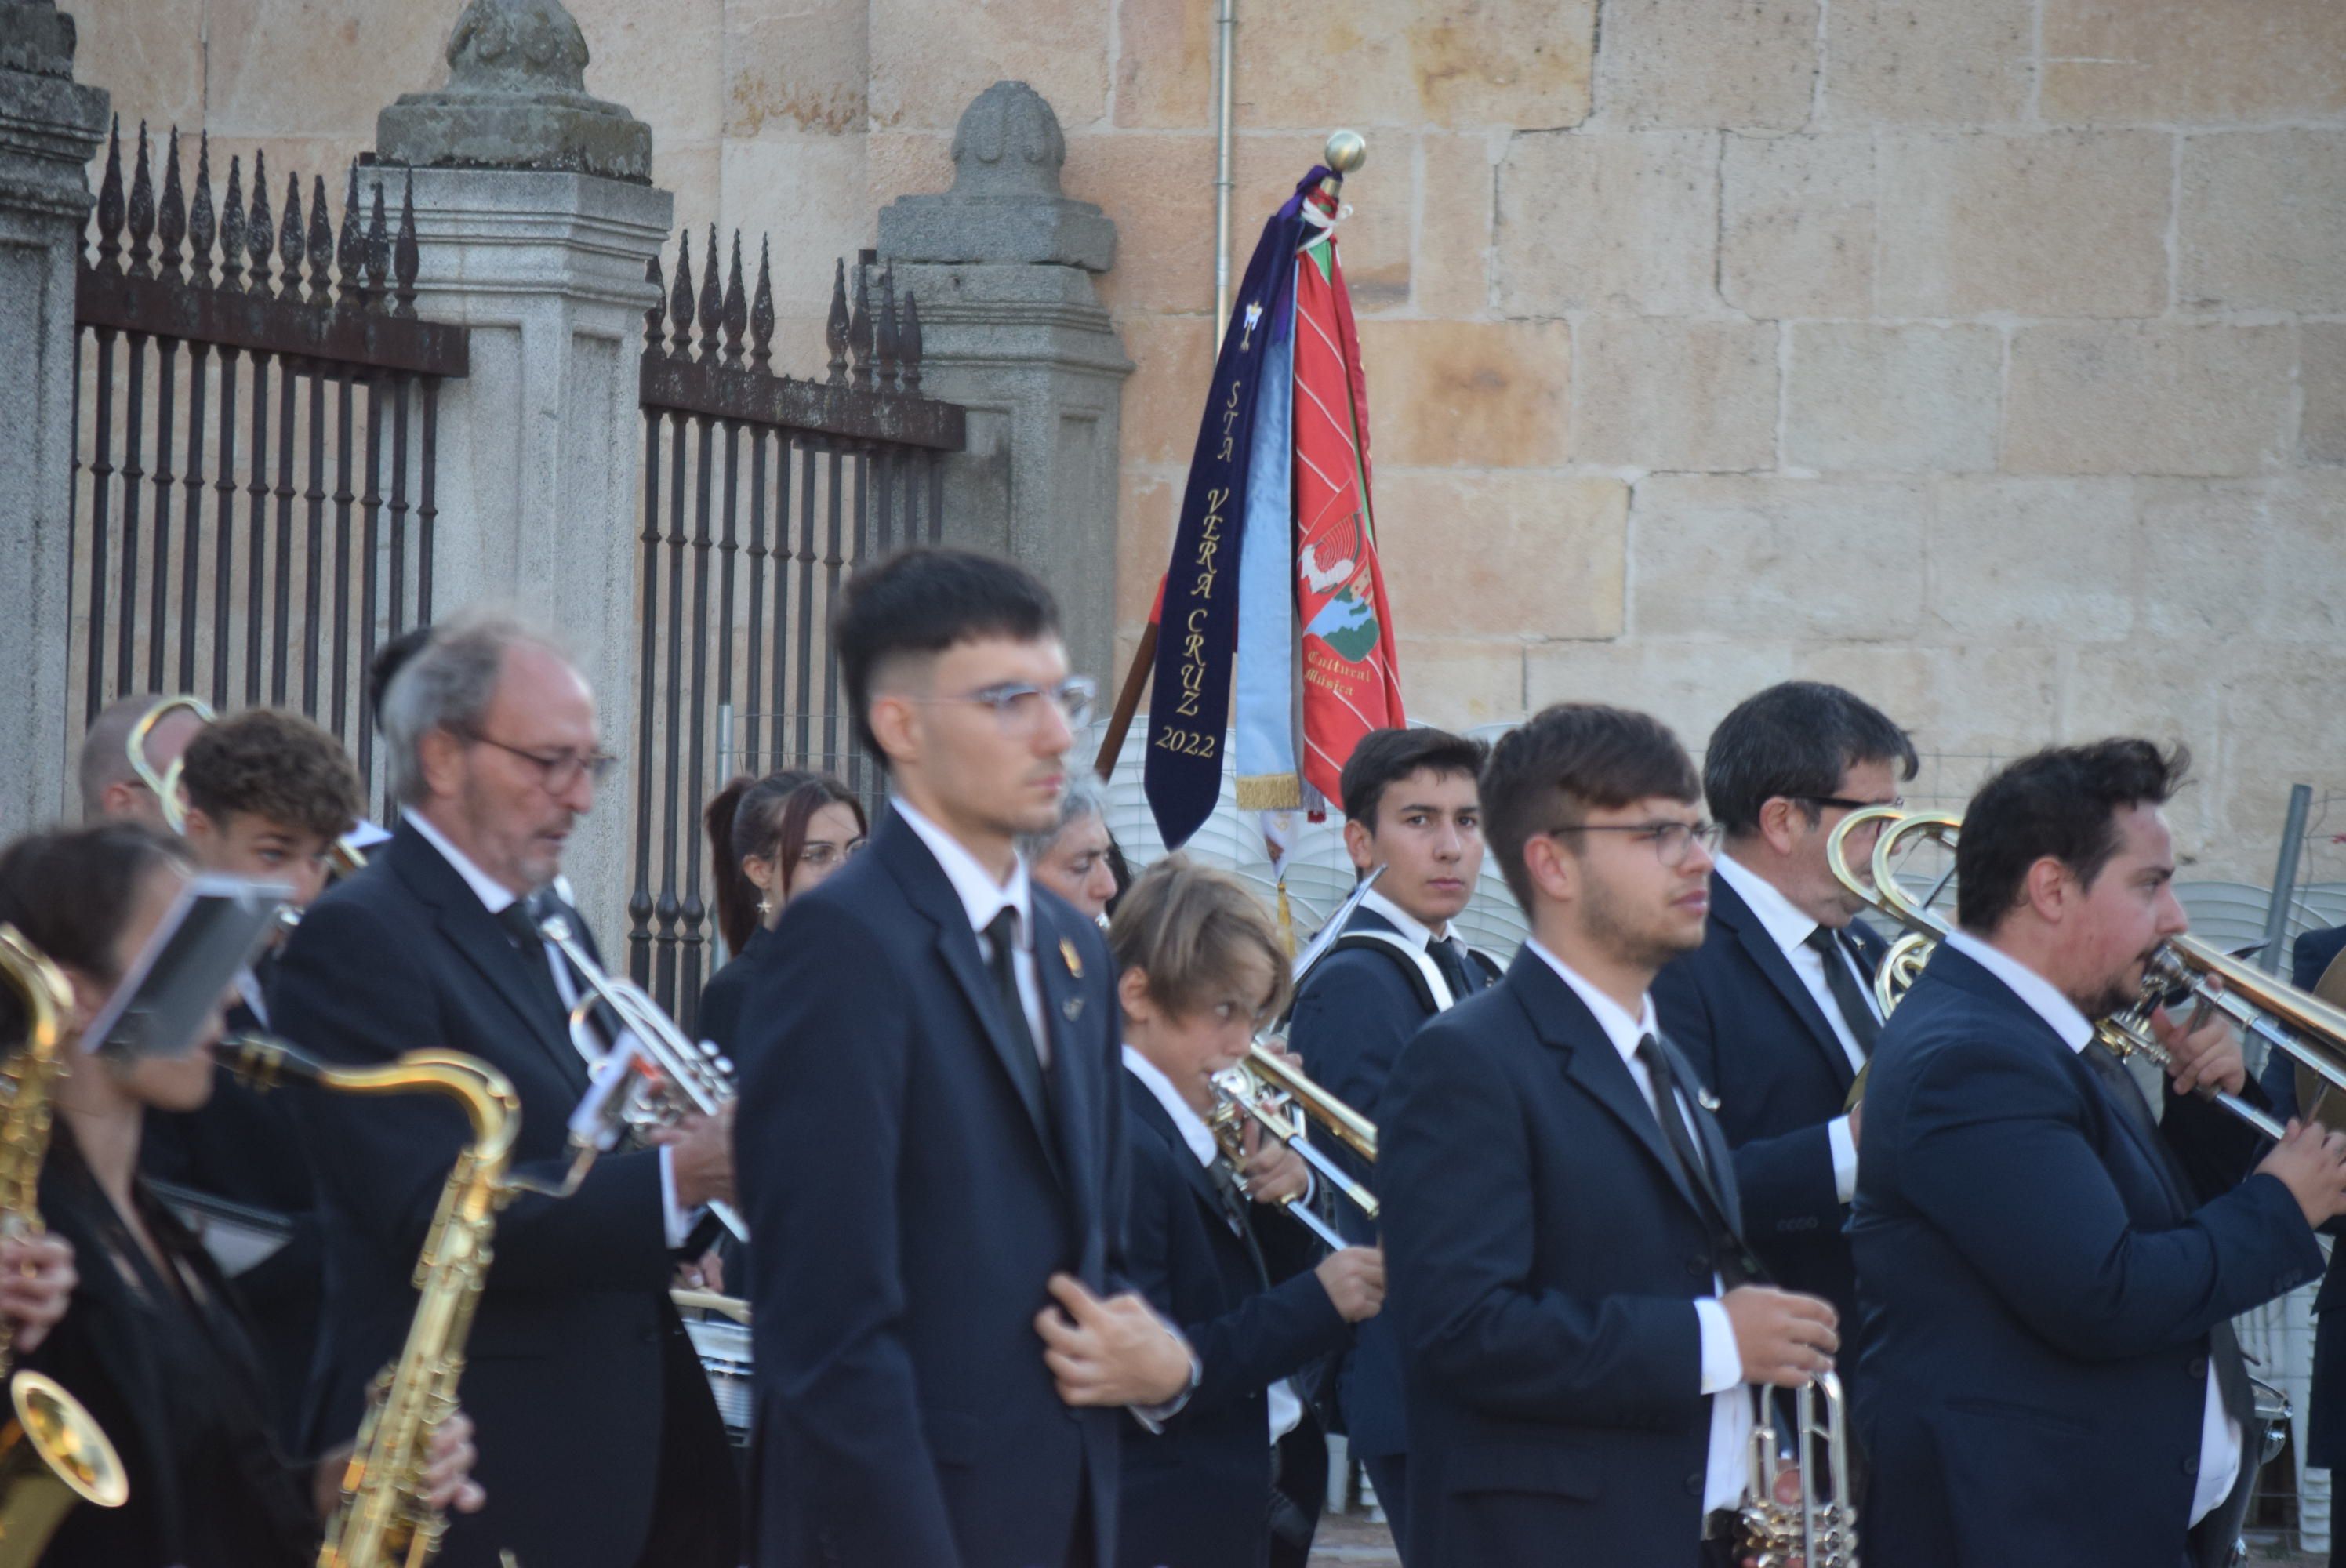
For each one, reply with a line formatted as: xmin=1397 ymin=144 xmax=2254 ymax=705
xmin=1130 ymin=1073 xmax=1230 ymax=1224
xmin=1714 ymin=874 xmax=1857 ymax=1091
xmin=386 ymin=826 xmax=587 ymax=1090
xmin=1034 ymin=897 xmax=1095 ymax=1207
xmin=1509 ymin=955 xmax=1709 ymax=1225
xmin=874 ymin=817 xmax=1062 ymax=1183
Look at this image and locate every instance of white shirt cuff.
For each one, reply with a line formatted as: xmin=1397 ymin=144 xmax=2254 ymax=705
xmin=657 ymin=1145 xmax=703 ymax=1250
xmin=1128 ymin=1326 xmax=1203 ymax=1432
xmin=1694 ymin=1297 xmax=1744 ymax=1396
xmin=1828 ymin=1114 xmax=1859 ymax=1206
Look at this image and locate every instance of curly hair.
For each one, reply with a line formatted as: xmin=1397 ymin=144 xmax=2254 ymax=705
xmin=179 ymin=708 xmax=365 ymax=843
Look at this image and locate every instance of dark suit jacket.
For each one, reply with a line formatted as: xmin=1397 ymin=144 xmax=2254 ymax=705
xmin=1286 ymin=906 xmax=1491 ymax=1461
xmin=1853 ymin=942 xmax=2321 ymax=1568
xmin=696 ymin=922 xmax=771 ymax=1058
xmin=2263 ymin=922 xmax=2346 ymax=1465
xmin=1652 ymin=873 xmax=1885 ymax=1331
xmin=1116 ymin=1076 xmax=1349 ymax=1568
xmin=734 ymin=809 xmax=1127 ymax=1568
xmin=1382 ymin=950 xmax=1753 ymax=1568
xmin=270 ymin=822 xmax=736 ymax=1568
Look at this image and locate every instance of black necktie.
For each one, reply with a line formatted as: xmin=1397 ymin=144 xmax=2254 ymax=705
xmin=2082 ymin=1041 xmax=2254 ymax=1428
xmin=1804 ymin=925 xmax=1883 ymax=1057
xmin=1636 ymin=1034 xmax=1758 ymax=1287
xmin=496 ymin=894 xmax=567 ymax=1022
xmin=1429 ymin=935 xmax=1479 ymax=1005
xmin=1207 ymin=1156 xmax=1271 ymax=1286
xmin=983 ymin=908 xmax=1041 ymax=1068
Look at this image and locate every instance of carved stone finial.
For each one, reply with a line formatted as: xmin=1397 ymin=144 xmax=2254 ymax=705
xmin=0 ymin=0 xmax=79 ymax=80
xmin=376 ymin=0 xmax=652 ymax=182
xmin=876 ymin=80 xmax=1113 ymax=272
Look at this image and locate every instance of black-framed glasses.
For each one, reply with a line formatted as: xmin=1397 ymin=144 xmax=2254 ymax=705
xmin=1794 ymin=793 xmax=1905 ymax=814
xmin=1546 ymin=820 xmax=1723 ymax=867
xmin=914 ymin=674 xmax=1097 ymax=736
xmin=467 ymin=732 xmax=621 ymax=792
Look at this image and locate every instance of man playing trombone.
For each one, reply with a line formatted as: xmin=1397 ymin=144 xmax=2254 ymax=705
xmin=1853 ymin=739 xmax=2346 ymax=1568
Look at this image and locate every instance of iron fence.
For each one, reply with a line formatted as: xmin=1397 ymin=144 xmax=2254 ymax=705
xmin=70 ymin=119 xmax=467 ymax=812
xmin=630 ymin=232 xmax=964 ymax=1028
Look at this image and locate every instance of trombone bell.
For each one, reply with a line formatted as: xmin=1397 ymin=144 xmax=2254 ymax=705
xmin=0 ymin=1371 xmax=130 ymax=1566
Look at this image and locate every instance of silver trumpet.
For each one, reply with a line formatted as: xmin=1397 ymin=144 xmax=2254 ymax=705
xmin=1741 ymin=1370 xmax=1858 ymax=1568
xmin=536 ymin=913 xmax=747 ymax=1241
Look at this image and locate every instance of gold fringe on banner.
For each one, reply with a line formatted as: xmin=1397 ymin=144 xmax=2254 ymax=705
xmin=1236 ymin=773 xmax=1303 ymax=811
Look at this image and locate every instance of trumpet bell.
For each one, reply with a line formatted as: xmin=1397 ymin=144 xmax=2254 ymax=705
xmin=0 ymin=1370 xmax=129 ymax=1565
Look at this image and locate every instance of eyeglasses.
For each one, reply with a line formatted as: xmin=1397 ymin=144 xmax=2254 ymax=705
xmin=796 ymin=838 xmax=866 ymax=870
xmin=1794 ymin=794 xmax=1905 ymax=815
xmin=467 ymin=732 xmax=621 ymax=793
xmin=913 ymin=675 xmax=1097 ymax=736
xmin=1546 ymin=820 xmax=1723 ymax=868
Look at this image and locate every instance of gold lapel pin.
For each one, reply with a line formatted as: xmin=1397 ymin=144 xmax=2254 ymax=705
xmin=1059 ymin=937 xmax=1082 ymax=978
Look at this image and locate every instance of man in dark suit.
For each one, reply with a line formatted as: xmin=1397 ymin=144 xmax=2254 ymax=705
xmin=141 ymin=706 xmax=365 ymax=1449
xmin=1108 ymin=854 xmax=1382 ymax=1568
xmin=1285 ymin=725 xmax=1493 ymax=1547
xmin=1382 ymin=703 xmax=1841 ymax=1568
xmin=271 ymin=613 xmax=740 ymax=1568
xmin=1654 ymin=681 xmax=1916 ymax=1342
xmin=1854 ymin=739 xmax=2346 ymax=1568
xmin=733 ymin=548 xmax=1195 ymax=1568
xmin=2262 ymin=919 xmax=2346 ymax=1565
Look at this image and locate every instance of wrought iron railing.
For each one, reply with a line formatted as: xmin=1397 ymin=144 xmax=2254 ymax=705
xmin=71 ymin=118 xmax=468 ymax=809
xmin=630 ymin=230 xmax=964 ymax=1025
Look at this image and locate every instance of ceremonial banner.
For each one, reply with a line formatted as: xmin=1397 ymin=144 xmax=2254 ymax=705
xmin=1143 ymin=167 xmax=1406 ymax=850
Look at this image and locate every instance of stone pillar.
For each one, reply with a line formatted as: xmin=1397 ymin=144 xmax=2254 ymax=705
xmin=377 ymin=0 xmax=669 ymax=925
xmin=0 ymin=2 xmax=105 ymax=836
xmin=878 ymin=81 xmax=1131 ymax=688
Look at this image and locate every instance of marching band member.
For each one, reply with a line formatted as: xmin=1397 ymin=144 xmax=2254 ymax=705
xmin=0 ymin=822 xmax=481 ymax=1568
xmin=698 ymin=768 xmax=864 ymax=1058
xmin=1853 ymin=739 xmax=2346 ymax=1567
xmin=140 ymin=706 xmax=365 ymax=1446
xmin=1381 ymin=703 xmax=1839 ymax=1567
xmin=77 ymin=692 xmax=206 ymax=827
xmin=271 ymin=612 xmax=739 ymax=1568
xmin=734 ymin=548 xmax=1193 ymax=1568
xmin=1654 ymin=681 xmax=1916 ymax=1377
xmin=1109 ymin=854 xmax=1381 ymax=1568
xmin=1284 ymin=724 xmax=1494 ymax=1551
xmin=1022 ymin=775 xmax=1120 ymax=924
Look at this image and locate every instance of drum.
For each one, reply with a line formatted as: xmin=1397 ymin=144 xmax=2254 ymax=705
xmin=685 ymin=1316 xmax=753 ymax=1447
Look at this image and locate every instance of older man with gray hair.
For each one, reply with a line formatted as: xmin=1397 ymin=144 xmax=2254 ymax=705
xmin=1019 ymin=774 xmax=1121 ymax=923
xmin=271 ymin=607 xmax=739 ymax=1568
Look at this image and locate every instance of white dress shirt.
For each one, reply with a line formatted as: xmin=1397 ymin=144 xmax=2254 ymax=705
xmin=1359 ymin=887 xmax=1446 ymax=950
xmin=1942 ymin=929 xmax=2241 ymax=1526
xmin=407 ymin=810 xmax=701 ymax=1247
xmin=1714 ymin=852 xmax=1881 ymax=1203
xmin=1526 ymin=940 xmax=1755 ymax=1516
xmin=1123 ymin=1047 xmax=1306 ymax=1446
xmin=892 ymin=797 xmax=1049 ymax=1065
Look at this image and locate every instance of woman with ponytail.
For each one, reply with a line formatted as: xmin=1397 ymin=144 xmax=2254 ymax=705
xmin=697 ymin=771 xmax=868 ymax=1054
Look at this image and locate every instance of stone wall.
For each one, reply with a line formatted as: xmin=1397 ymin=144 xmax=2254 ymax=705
xmin=78 ymin=0 xmax=2346 ymax=880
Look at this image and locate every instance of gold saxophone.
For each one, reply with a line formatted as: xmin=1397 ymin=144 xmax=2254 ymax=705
xmin=0 ymin=926 xmax=129 ymax=1563
xmin=221 ymin=1033 xmax=565 ymax=1568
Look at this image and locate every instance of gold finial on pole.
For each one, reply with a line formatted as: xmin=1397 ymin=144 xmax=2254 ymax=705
xmin=1320 ymin=129 xmax=1367 ymax=193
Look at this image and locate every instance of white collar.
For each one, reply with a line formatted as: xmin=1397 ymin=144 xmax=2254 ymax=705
xmin=1359 ymin=886 xmax=1447 ymax=949
xmin=1944 ymin=928 xmax=2095 ymax=1053
xmin=891 ymin=796 xmax=1033 ymax=948
xmin=1525 ymin=938 xmax=1659 ymax=1068
xmin=1121 ymin=1045 xmax=1221 ymax=1167
xmin=1713 ymin=850 xmax=1821 ymax=956
xmin=407 ymin=809 xmax=523 ymax=916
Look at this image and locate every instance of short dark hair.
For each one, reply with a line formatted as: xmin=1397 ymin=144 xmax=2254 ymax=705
xmin=834 ymin=548 xmax=1060 ymax=768
xmin=1481 ymin=704 xmax=1701 ymax=913
xmin=702 ymin=770 xmax=866 ymax=953
xmin=180 ymin=709 xmax=365 ymax=844
xmin=1340 ymin=727 xmax=1489 ymax=830
xmin=0 ymin=825 xmax=189 ymax=1045
xmin=1955 ymin=739 xmax=2191 ymax=933
xmin=1705 ymin=681 xmax=1918 ymax=837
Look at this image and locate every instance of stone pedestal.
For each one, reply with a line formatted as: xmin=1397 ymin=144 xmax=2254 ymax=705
xmin=879 ymin=81 xmax=1131 ymax=689
xmin=380 ymin=0 xmax=666 ymax=927
xmin=0 ymin=1 xmax=105 ymax=836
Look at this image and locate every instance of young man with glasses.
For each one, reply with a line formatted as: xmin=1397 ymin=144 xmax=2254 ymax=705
xmin=271 ymin=610 xmax=740 ymax=1568
xmin=1653 ymin=681 xmax=1916 ymax=1367
xmin=1379 ymin=702 xmax=1839 ymax=1566
xmin=732 ymin=546 xmax=1195 ymax=1568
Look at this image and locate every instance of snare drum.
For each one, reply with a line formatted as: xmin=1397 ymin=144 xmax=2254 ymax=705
xmin=685 ymin=1316 xmax=754 ymax=1447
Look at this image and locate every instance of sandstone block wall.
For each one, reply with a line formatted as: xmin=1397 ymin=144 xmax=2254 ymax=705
xmin=76 ymin=0 xmax=2346 ymax=880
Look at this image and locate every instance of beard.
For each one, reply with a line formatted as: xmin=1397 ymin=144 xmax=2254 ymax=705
xmin=1580 ymin=867 xmax=1703 ymax=974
